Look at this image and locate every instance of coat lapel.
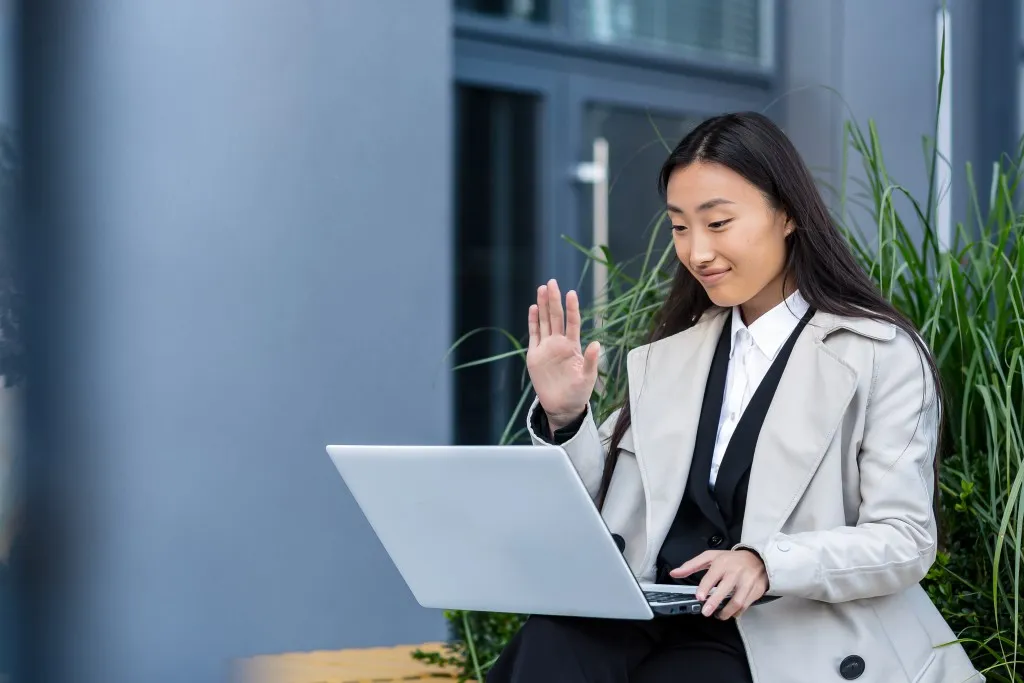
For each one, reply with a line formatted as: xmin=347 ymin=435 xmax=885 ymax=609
xmin=740 ymin=311 xmax=860 ymax=548
xmin=626 ymin=308 xmax=729 ymax=572
xmin=623 ymin=307 xmax=897 ymax=572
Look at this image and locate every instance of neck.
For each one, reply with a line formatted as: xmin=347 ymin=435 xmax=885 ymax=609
xmin=739 ymin=275 xmax=795 ymax=326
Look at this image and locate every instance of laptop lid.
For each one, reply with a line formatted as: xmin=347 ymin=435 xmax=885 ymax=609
xmin=326 ymin=444 xmax=654 ymax=620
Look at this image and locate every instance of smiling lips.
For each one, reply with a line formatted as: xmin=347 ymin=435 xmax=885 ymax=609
xmin=696 ymin=268 xmax=731 ymax=285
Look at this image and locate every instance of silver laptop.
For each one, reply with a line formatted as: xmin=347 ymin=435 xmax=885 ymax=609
xmin=326 ymin=443 xmax=722 ymax=620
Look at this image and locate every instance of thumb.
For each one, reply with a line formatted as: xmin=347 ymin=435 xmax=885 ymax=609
xmin=582 ymin=341 xmax=601 ymax=380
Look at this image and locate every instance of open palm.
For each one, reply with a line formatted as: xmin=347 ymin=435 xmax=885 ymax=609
xmin=526 ymin=279 xmax=601 ymax=429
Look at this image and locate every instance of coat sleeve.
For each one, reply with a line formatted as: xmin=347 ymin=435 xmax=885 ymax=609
xmin=526 ymin=397 xmax=621 ymax=502
xmin=741 ymin=331 xmax=940 ymax=602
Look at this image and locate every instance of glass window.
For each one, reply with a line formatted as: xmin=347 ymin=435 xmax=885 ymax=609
xmin=456 ymin=0 xmax=552 ymax=23
xmin=454 ymin=86 xmax=539 ymax=445
xmin=570 ymin=0 xmax=771 ymax=67
xmin=580 ymin=104 xmax=701 ymax=285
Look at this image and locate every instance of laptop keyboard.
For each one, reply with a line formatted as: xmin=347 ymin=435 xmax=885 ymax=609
xmin=644 ymin=591 xmax=692 ymax=604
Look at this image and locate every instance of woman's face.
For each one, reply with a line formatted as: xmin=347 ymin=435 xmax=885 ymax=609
xmin=666 ymin=161 xmax=794 ymax=321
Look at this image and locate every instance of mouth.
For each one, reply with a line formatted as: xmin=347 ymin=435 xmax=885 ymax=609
xmin=696 ymin=268 xmax=731 ymax=285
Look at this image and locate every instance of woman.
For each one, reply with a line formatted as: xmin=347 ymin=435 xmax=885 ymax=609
xmin=486 ymin=113 xmax=982 ymax=683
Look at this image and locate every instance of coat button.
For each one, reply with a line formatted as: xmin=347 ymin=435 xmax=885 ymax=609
xmin=839 ymin=655 xmax=865 ymax=680
xmin=777 ymin=541 xmax=791 ymax=552
xmin=708 ymin=534 xmax=724 ymax=547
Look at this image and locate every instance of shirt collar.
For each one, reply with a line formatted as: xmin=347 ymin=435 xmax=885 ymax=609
xmin=730 ymin=290 xmax=810 ymax=360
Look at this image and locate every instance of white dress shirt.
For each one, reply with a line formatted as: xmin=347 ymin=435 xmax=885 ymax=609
xmin=708 ymin=290 xmax=810 ymax=488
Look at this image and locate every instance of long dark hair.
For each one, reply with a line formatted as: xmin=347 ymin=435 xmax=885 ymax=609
xmin=596 ymin=112 xmax=945 ymax=528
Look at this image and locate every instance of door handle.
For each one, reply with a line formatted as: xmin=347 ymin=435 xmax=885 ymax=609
xmin=574 ymin=137 xmax=609 ymax=328
xmin=574 ymin=137 xmax=610 ymax=394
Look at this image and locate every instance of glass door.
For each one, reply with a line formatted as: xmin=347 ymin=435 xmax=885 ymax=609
xmin=581 ymin=104 xmax=701 ymax=273
xmin=569 ymin=83 xmax=706 ymax=322
xmin=453 ymin=84 xmax=541 ymax=446
xmin=450 ymin=62 xmax=561 ymax=446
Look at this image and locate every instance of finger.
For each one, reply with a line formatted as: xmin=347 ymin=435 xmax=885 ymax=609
xmin=725 ymin=576 xmax=763 ymax=621
xmin=716 ymin=579 xmax=749 ymax=621
xmin=547 ymin=279 xmax=565 ymax=336
xmin=537 ymin=285 xmax=551 ymax=338
xmin=695 ymin=562 xmax=723 ymax=603
xmin=528 ymin=305 xmax=539 ymax=351
xmin=702 ymin=573 xmax=737 ymax=618
xmin=670 ymin=550 xmax=718 ymax=579
xmin=565 ymin=290 xmax=582 ymax=344
xmin=720 ymin=581 xmax=756 ymax=621
xmin=582 ymin=341 xmax=601 ymax=380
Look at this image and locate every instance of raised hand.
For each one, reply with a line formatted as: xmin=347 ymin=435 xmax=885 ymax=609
xmin=526 ymin=279 xmax=601 ymax=430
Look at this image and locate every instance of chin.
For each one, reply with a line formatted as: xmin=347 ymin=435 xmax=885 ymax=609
xmin=704 ymin=288 xmax=745 ymax=309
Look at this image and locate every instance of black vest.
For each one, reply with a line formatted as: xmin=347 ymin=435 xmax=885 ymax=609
xmin=656 ymin=307 xmax=814 ymax=584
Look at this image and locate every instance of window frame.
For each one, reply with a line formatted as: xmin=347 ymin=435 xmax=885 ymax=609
xmin=454 ymin=0 xmax=781 ymax=88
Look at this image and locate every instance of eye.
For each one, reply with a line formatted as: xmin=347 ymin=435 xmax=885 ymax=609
xmin=672 ymin=224 xmax=688 ymax=233
xmin=708 ymin=219 xmax=733 ymax=230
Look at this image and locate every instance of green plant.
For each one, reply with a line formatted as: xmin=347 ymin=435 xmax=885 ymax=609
xmin=422 ymin=96 xmax=1023 ymax=683
xmin=411 ymin=610 xmax=526 ymax=681
xmin=838 ymin=117 xmax=1023 ymax=681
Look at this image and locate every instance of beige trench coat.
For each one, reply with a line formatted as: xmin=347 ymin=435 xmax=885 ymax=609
xmin=526 ymin=307 xmax=982 ymax=683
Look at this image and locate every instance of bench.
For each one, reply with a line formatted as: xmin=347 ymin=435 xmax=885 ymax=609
xmin=235 ymin=642 xmax=468 ymax=683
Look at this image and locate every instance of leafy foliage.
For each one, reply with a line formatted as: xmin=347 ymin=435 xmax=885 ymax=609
xmin=839 ymin=118 xmax=1023 ymax=682
xmin=411 ymin=610 xmax=526 ymax=681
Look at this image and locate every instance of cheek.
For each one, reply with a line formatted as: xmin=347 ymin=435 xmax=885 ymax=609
xmin=728 ymin=227 xmax=786 ymax=270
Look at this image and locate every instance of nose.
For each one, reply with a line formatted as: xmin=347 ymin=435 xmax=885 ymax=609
xmin=687 ymin=227 xmax=716 ymax=266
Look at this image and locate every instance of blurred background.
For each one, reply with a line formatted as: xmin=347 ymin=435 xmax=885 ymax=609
xmin=0 ymin=0 xmax=1019 ymax=681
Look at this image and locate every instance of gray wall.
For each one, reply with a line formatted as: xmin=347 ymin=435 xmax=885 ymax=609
xmin=23 ymin=1 xmax=451 ymax=681
xmin=783 ymin=0 xmax=940 ymax=237
xmin=0 ymin=0 xmax=12 ymax=126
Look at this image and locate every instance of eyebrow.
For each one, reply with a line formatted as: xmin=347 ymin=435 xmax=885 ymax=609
xmin=666 ymin=198 xmax=735 ymax=214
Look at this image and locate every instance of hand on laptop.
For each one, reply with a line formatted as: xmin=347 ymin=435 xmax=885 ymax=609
xmin=527 ymin=279 xmax=600 ymax=431
xmin=669 ymin=549 xmax=768 ymax=620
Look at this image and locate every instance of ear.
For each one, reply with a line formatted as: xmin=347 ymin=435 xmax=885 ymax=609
xmin=783 ymin=218 xmax=795 ymax=237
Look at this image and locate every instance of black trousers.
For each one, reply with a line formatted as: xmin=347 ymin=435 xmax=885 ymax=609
xmin=486 ymin=614 xmax=752 ymax=683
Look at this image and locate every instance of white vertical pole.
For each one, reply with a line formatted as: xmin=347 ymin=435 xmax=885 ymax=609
xmin=936 ymin=6 xmax=953 ymax=251
xmin=591 ymin=137 xmax=610 ymax=328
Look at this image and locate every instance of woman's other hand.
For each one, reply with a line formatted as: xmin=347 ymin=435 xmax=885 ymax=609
xmin=670 ymin=549 xmax=768 ymax=620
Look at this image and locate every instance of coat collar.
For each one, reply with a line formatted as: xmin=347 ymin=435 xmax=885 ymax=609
xmin=730 ymin=291 xmax=810 ymax=361
xmin=696 ymin=305 xmax=896 ymax=344
xmin=625 ymin=306 xmax=892 ymax=569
